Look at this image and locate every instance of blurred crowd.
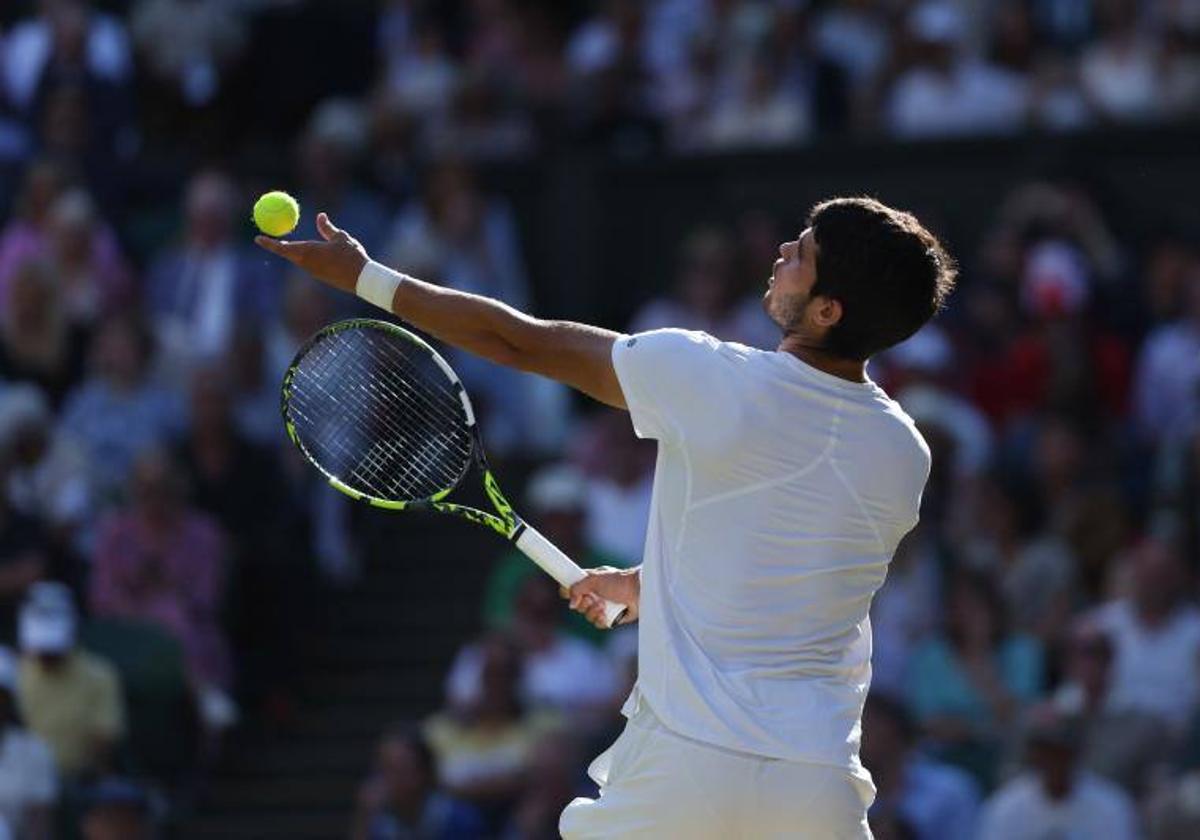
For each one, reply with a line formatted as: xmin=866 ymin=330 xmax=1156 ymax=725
xmin=0 ymin=0 xmax=1192 ymax=839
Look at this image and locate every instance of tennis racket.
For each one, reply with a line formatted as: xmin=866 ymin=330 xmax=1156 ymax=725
xmin=281 ymin=318 xmax=626 ymax=627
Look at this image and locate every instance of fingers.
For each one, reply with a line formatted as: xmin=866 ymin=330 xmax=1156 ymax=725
xmin=566 ymin=592 xmax=614 ymax=629
xmin=255 ymin=235 xmax=291 ymax=257
xmin=316 ymin=212 xmax=342 ymax=242
xmin=582 ymin=596 xmax=610 ymax=628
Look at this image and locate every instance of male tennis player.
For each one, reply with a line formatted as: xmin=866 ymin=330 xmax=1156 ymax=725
xmin=257 ymin=196 xmax=955 ymax=838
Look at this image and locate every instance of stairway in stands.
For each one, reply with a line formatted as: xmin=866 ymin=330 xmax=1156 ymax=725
xmin=179 ymin=512 xmax=496 ymax=839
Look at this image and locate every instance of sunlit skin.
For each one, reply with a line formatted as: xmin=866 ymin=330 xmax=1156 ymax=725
xmin=766 ymin=227 xmax=868 ymax=384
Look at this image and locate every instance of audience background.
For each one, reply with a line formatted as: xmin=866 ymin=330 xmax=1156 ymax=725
xmin=0 ymin=0 xmax=1197 ymax=837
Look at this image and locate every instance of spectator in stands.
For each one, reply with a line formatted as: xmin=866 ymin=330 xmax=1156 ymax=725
xmin=0 ymin=257 xmax=87 ymax=406
xmin=702 ymin=51 xmax=810 ymax=150
xmin=448 ymin=575 xmax=617 ymax=719
xmin=977 ymin=708 xmax=1139 ymax=840
xmin=1154 ymin=419 xmax=1200 ymax=567
xmin=885 ymin=1 xmax=1029 ymax=138
xmin=907 ymin=568 xmax=1044 ymax=787
xmin=7 ymin=2 xmax=137 ymax=213
xmin=861 ymin=692 xmax=981 ymax=840
xmin=293 ymin=99 xmax=388 ymax=257
xmin=422 ymin=70 xmax=535 ymax=162
xmin=630 ymin=225 xmax=776 ymax=349
xmin=350 ymin=724 xmax=486 ymax=840
xmin=59 ymin=314 xmax=184 ymax=501
xmin=0 ymin=442 xmax=49 ymax=629
xmin=129 ymin=0 xmax=246 ymax=109
xmin=1043 ymin=618 xmax=1168 ymax=796
xmin=43 ymin=187 xmax=131 ymax=327
xmin=379 ymin=14 xmax=458 ymax=122
xmin=956 ymin=473 xmax=1076 ymax=644
xmin=425 ymin=634 xmax=559 ymax=827
xmin=501 ymin=732 xmax=586 ymax=840
xmin=78 ymin=777 xmax=154 ymax=840
xmin=0 ymin=645 xmax=56 ymax=840
xmin=16 ymin=582 xmax=125 ymax=780
xmin=0 ymin=383 xmax=88 ymax=568
xmin=145 ymin=170 xmax=280 ymax=379
xmin=89 ymin=447 xmax=234 ymax=729
xmin=1135 ymin=268 xmax=1200 ymax=443
xmin=0 ymin=165 xmax=125 ymax=320
xmin=1 ymin=1 xmax=132 ymax=114
xmin=483 ymin=463 xmax=626 ymax=644
xmin=1080 ymin=0 xmax=1164 ymax=123
xmin=1089 ymin=535 xmax=1200 ymax=733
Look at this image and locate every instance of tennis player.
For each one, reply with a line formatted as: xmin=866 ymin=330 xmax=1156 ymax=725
xmin=257 ymin=195 xmax=955 ymax=838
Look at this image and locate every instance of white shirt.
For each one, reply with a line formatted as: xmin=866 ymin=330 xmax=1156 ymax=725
xmin=611 ymin=329 xmax=930 ymax=770
xmin=1092 ymin=599 xmax=1200 ymax=730
xmin=0 ymin=727 xmax=57 ymax=834
xmin=978 ymin=772 xmax=1138 ymax=840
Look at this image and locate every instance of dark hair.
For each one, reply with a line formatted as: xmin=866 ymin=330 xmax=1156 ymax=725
xmin=380 ymin=723 xmax=437 ymax=782
xmin=946 ymin=566 xmax=1008 ymax=650
xmin=807 ymin=197 xmax=956 ymax=360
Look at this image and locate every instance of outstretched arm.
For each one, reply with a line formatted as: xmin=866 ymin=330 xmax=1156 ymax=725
xmin=257 ymin=213 xmax=626 ymax=409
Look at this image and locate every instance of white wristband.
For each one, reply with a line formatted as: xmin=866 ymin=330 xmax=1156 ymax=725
xmin=355 ymin=261 xmax=402 ymax=311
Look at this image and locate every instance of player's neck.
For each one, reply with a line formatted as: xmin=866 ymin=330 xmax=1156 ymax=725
xmin=778 ymin=335 xmax=867 ymax=383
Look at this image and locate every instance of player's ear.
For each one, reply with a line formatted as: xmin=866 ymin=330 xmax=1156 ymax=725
xmin=810 ymin=296 xmax=843 ymax=329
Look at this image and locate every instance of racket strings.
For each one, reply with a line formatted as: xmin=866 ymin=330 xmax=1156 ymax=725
xmin=294 ymin=348 xmax=465 ymax=498
xmin=286 ymin=327 xmax=474 ymax=501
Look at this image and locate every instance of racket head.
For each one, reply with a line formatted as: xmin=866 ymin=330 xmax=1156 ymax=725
xmin=281 ymin=318 xmax=478 ymax=507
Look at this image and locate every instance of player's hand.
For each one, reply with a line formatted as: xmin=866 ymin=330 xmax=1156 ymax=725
xmin=255 ymin=212 xmax=368 ymax=294
xmin=564 ymin=566 xmax=640 ymax=628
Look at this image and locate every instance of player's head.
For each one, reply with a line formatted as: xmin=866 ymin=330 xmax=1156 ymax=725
xmin=765 ymin=197 xmax=956 ymax=361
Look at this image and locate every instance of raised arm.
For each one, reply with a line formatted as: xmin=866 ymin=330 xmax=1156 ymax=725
xmin=256 ymin=213 xmax=626 ymax=409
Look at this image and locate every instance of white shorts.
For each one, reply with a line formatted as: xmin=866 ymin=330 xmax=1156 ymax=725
xmin=560 ymin=702 xmax=875 ymax=839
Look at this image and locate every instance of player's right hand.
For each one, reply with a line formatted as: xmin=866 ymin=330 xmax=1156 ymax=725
xmin=565 ymin=566 xmax=640 ymax=628
xmin=256 ymin=212 xmax=368 ymax=294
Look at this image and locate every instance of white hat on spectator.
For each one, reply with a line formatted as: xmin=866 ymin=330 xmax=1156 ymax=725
xmin=908 ymin=2 xmax=966 ymax=45
xmin=0 ymin=645 xmax=17 ymax=691
xmin=884 ymin=324 xmax=953 ymax=376
xmin=1021 ymin=239 xmax=1090 ymax=318
xmin=307 ymin=98 xmax=367 ymax=158
xmin=526 ymin=464 xmax=588 ymax=514
xmin=18 ymin=583 xmax=77 ymax=654
xmin=0 ymin=384 xmax=50 ymax=452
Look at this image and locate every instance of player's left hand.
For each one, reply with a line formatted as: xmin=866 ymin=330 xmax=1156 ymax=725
xmin=256 ymin=212 xmax=368 ymax=294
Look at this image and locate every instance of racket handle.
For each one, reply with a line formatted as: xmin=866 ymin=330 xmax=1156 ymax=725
xmin=515 ymin=525 xmax=628 ymax=629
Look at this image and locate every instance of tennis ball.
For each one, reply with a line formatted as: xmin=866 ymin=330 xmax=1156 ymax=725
xmin=253 ymin=191 xmax=300 ymax=237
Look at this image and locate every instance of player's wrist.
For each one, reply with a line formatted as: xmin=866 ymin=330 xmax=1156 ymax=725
xmin=356 ymin=260 xmax=402 ymax=311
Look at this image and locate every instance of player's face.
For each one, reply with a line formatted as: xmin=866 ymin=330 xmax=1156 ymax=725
xmin=764 ymin=227 xmax=819 ymax=332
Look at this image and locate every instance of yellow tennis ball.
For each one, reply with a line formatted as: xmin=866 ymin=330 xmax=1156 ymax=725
xmin=253 ymin=191 xmax=300 ymax=237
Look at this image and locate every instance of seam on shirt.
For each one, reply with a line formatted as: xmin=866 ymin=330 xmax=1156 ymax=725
xmin=828 ymin=443 xmax=887 ymax=554
xmin=685 ymin=395 xmax=844 ymax=513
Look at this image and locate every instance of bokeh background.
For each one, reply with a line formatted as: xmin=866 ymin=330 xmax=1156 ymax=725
xmin=0 ymin=0 xmax=1198 ymax=838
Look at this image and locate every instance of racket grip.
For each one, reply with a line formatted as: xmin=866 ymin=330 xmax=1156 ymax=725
xmin=515 ymin=525 xmax=628 ymax=629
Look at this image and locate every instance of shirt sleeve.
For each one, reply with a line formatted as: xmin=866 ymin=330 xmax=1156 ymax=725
xmin=610 ymin=329 xmax=733 ymax=446
xmin=24 ymin=736 xmax=58 ymax=804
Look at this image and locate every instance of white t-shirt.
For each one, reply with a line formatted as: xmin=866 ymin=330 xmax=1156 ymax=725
xmin=611 ymin=329 xmax=930 ymax=770
xmin=0 ymin=727 xmax=56 ymax=833
xmin=977 ymin=772 xmax=1138 ymax=840
xmin=1091 ymin=598 xmax=1200 ymax=730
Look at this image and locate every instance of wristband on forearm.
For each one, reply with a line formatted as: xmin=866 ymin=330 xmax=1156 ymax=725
xmin=355 ymin=260 xmax=403 ymax=311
